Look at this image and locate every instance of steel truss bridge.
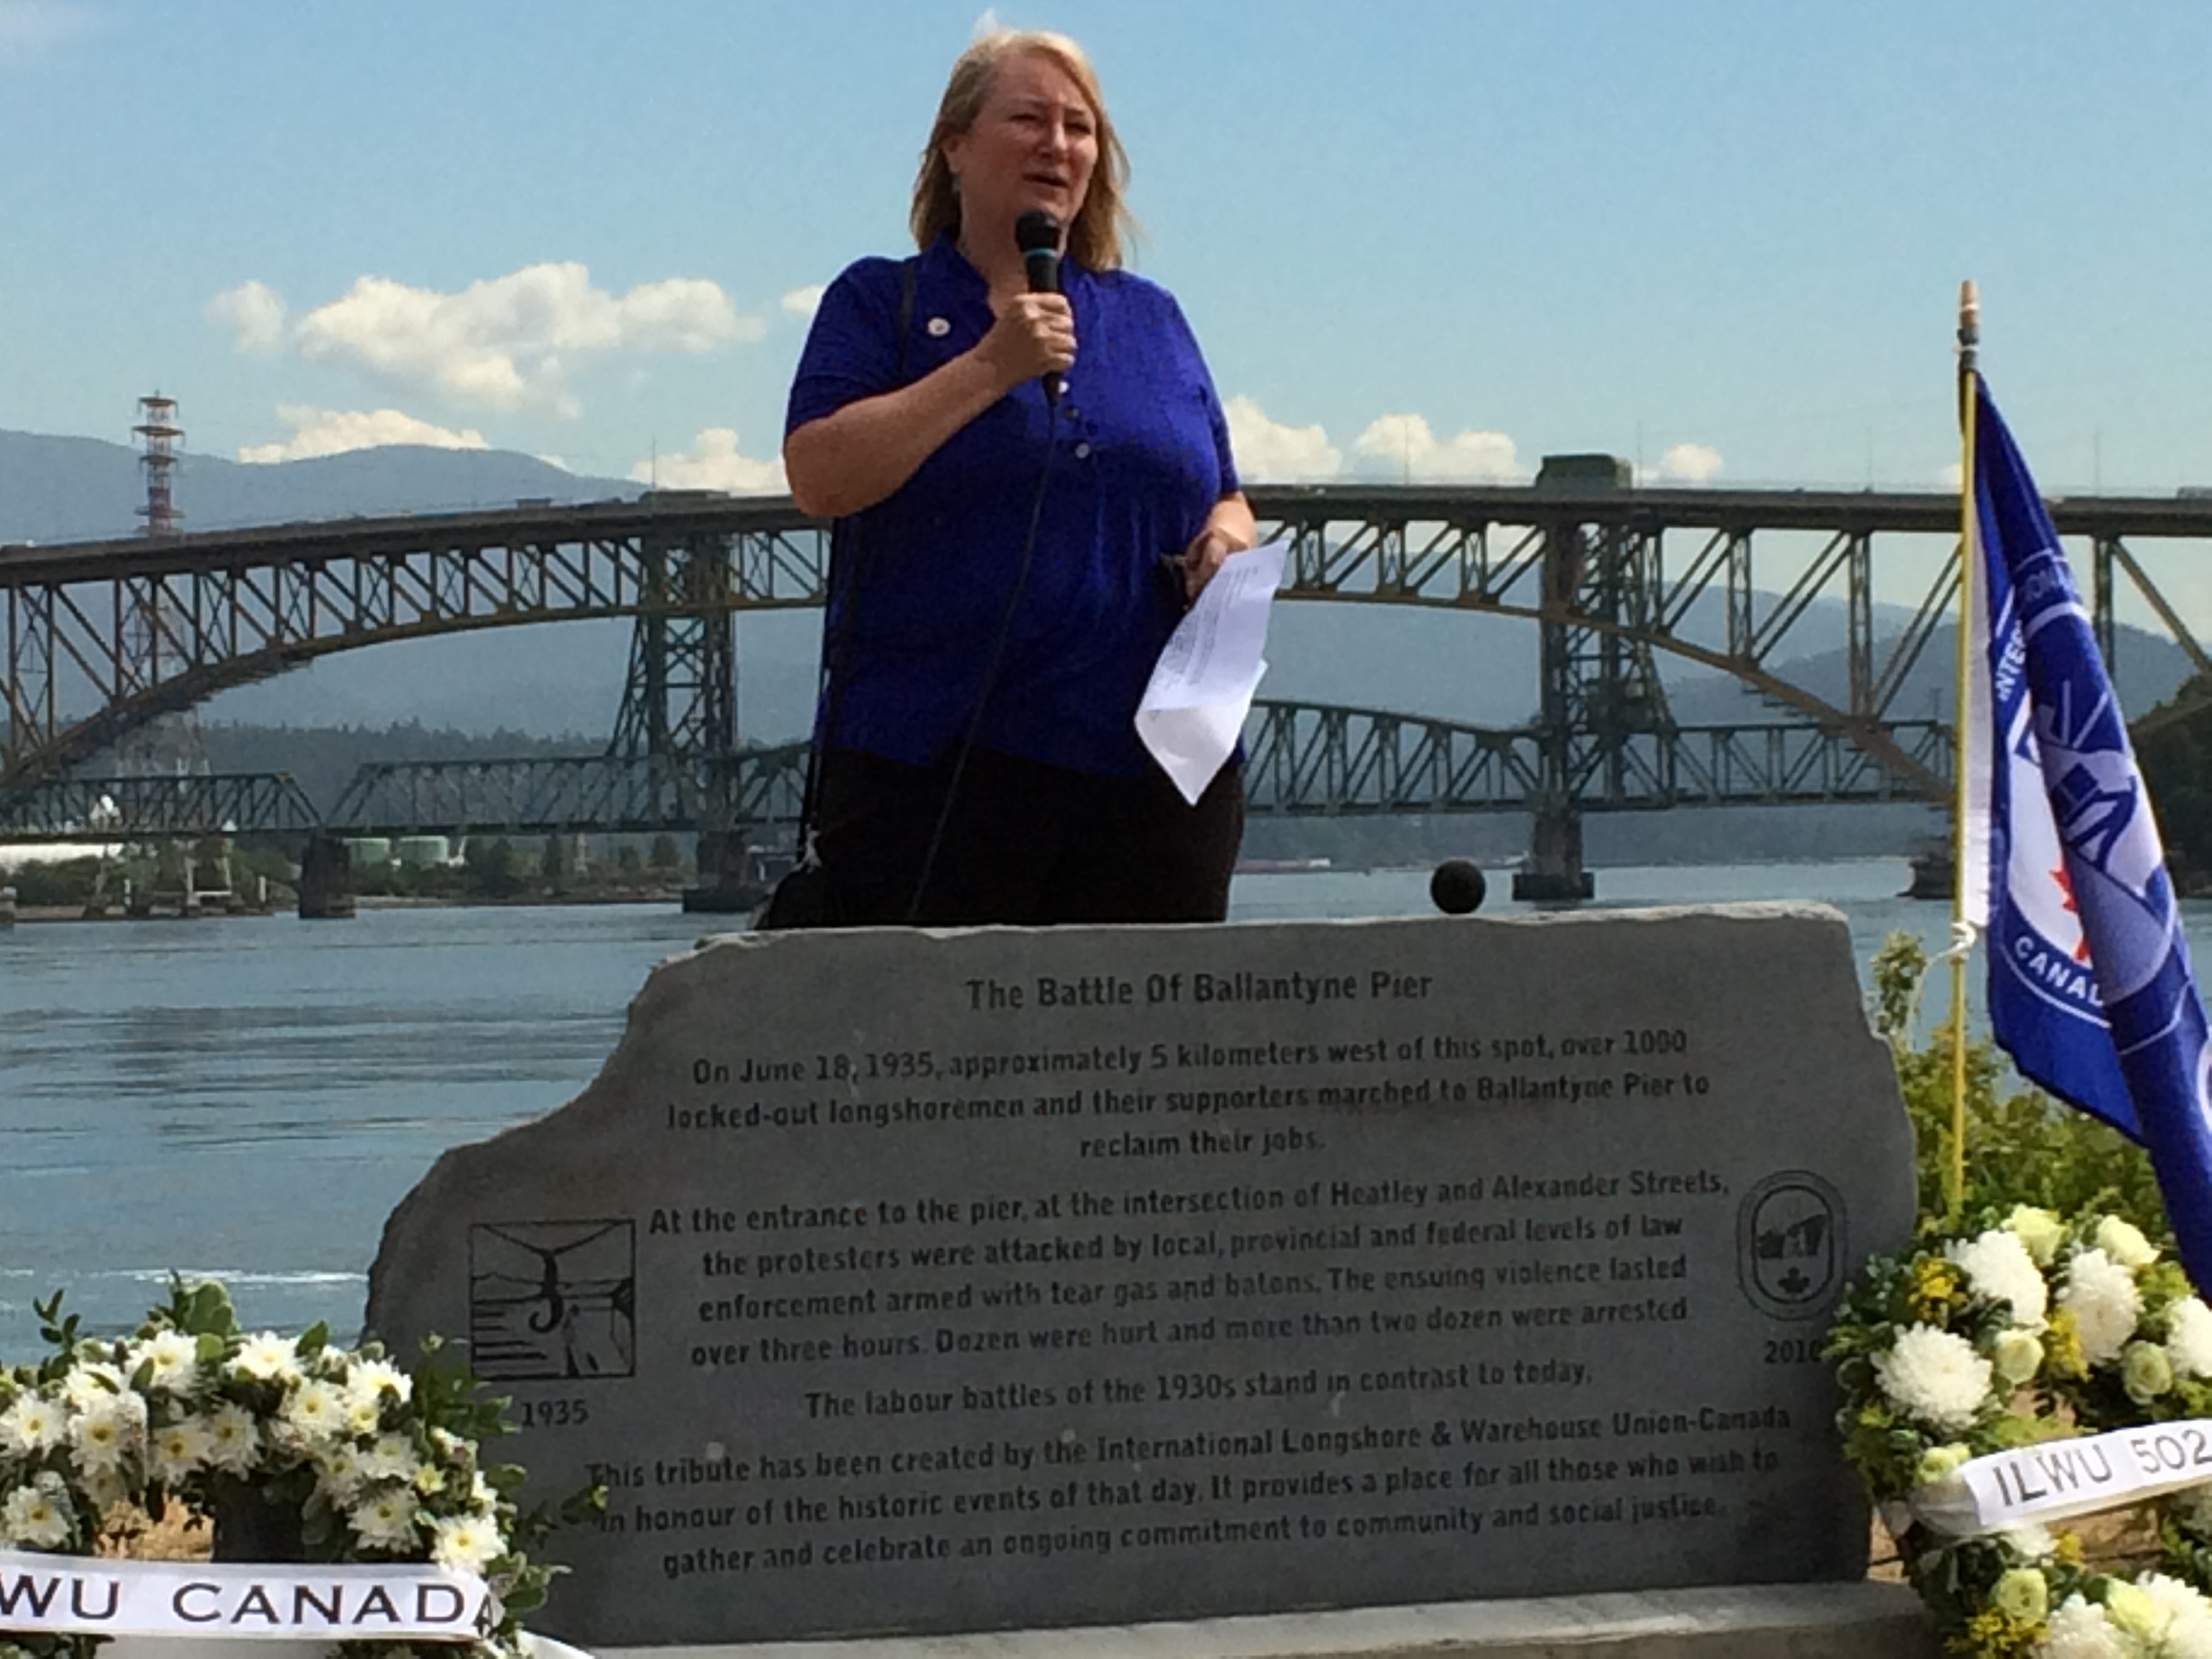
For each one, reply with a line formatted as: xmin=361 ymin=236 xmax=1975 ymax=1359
xmin=5 ymin=483 xmax=2209 ymax=882
xmin=0 ymin=699 xmax=1951 ymax=844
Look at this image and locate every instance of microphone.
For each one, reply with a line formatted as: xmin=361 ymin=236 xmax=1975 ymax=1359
xmin=1014 ymin=209 xmax=1063 ymax=403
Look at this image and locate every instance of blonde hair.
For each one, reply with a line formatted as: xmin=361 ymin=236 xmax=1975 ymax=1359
xmin=909 ymin=29 xmax=1133 ymax=272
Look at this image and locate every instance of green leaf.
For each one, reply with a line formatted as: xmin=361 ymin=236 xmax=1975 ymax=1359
xmin=485 ymin=1465 xmax=527 ymax=1495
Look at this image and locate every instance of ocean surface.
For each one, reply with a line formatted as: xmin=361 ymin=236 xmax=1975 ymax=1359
xmin=0 ymin=859 xmax=2038 ymax=1357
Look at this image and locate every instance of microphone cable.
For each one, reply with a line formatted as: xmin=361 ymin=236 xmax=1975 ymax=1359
xmin=905 ymin=397 xmax=1061 ymax=922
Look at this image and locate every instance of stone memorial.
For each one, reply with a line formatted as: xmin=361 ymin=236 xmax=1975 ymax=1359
xmin=367 ymin=905 xmax=1913 ymax=1648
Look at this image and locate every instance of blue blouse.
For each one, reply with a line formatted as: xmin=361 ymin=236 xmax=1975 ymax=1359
xmin=786 ymin=233 xmax=1238 ymax=777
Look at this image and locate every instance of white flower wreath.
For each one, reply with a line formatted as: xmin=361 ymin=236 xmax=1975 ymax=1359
xmin=1832 ymin=1206 xmax=2212 ymax=1659
xmin=0 ymin=1279 xmax=597 ymax=1659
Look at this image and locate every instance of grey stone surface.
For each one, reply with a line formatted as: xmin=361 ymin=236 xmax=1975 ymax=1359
xmin=368 ymin=905 xmax=1912 ymax=1648
xmin=592 ymin=1582 xmax=1938 ymax=1659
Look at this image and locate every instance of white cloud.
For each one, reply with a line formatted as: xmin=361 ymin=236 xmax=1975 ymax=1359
xmin=631 ymin=428 xmax=785 ymax=494
xmin=1640 ymin=441 xmax=1724 ymax=487
xmin=1350 ymin=413 xmax=1523 ymax=483
xmin=236 ymin=405 xmax=489 ymax=464
xmin=781 ymin=284 xmax=827 ymax=322
xmin=206 ymin=280 xmax=287 ymax=353
xmin=0 ymin=1 xmax=96 ymax=62
xmin=286 ymin=262 xmax=763 ymax=417
xmin=1223 ymin=395 xmax=1341 ymax=483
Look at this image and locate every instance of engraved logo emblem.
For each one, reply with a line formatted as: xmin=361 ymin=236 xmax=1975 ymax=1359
xmin=1736 ymin=1171 xmax=1845 ymax=1320
xmin=469 ymin=1218 xmax=637 ymax=1380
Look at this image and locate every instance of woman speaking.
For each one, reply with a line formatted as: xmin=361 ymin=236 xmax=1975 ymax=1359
xmin=781 ymin=27 xmax=1252 ymax=927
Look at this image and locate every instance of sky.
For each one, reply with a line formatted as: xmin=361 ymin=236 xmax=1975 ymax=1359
xmin=4 ymin=0 xmax=2212 ymax=499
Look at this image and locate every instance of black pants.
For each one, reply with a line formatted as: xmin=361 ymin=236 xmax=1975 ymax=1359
xmin=813 ymin=745 xmax=1244 ymax=926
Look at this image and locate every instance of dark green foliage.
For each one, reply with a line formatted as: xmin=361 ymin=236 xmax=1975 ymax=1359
xmin=1872 ymin=932 xmax=2163 ymax=1225
xmin=2137 ymin=676 xmax=2212 ymax=890
xmin=464 ymin=835 xmax=527 ymax=898
xmin=5 ymin=855 xmax=102 ymax=906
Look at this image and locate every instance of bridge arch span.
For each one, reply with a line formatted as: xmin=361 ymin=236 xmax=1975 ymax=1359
xmin=24 ymin=477 xmax=2200 ymax=794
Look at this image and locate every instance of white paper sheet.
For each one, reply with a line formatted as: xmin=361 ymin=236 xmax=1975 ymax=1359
xmin=1135 ymin=539 xmax=1289 ymax=805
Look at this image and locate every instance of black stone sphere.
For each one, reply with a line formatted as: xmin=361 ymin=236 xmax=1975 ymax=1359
xmin=1429 ymin=859 xmax=1488 ymax=915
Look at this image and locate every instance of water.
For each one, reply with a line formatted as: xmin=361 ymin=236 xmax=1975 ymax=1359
xmin=0 ymin=859 xmax=2034 ymax=1356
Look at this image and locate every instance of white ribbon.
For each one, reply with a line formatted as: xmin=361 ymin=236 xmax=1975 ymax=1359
xmin=0 ymin=1549 xmax=491 ymax=1641
xmin=1910 ymin=1418 xmax=2212 ymax=1536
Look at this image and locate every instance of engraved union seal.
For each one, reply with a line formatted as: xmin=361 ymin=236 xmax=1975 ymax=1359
xmin=1737 ymin=1170 xmax=1847 ymax=1320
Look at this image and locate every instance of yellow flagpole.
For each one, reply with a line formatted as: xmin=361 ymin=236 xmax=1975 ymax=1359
xmin=1949 ymin=280 xmax=1980 ymax=1223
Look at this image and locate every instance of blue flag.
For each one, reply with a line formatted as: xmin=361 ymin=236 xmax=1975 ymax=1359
xmin=1966 ymin=377 xmax=2212 ymax=1284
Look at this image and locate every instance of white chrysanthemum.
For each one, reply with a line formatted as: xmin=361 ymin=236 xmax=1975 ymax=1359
xmin=2140 ymin=1575 xmax=2212 ymax=1659
xmin=346 ymin=1359 xmax=412 ymax=1409
xmin=0 ymin=1486 xmax=72 ymax=1550
xmin=148 ymin=1416 xmax=213 ymax=1482
xmin=1873 ymin=1324 xmax=1992 ymax=1432
xmin=130 ymin=1330 xmax=201 ymax=1393
xmin=230 ymin=1332 xmax=302 ymax=1385
xmin=2041 ymin=1593 xmax=2131 ymax=1659
xmin=466 ymin=1470 xmax=498 ymax=1514
xmin=412 ymin=1462 xmax=447 ymax=1498
xmin=61 ymin=1362 xmax=126 ymax=1413
xmin=2169 ymin=1298 xmax=2212 ymax=1380
xmin=68 ymin=1397 xmax=145 ymax=1476
xmin=2106 ymin=1580 xmax=2163 ymax=1644
xmin=317 ymin=1442 xmax=367 ymax=1501
xmin=1946 ymin=1228 xmax=2050 ymax=1330
xmin=2096 ymin=1215 xmax=2160 ymax=1270
xmin=1999 ymin=1521 xmax=2056 ymax=1561
xmin=203 ymin=1403 xmax=261 ymax=1475
xmin=2060 ymin=1249 xmax=2144 ymax=1365
xmin=430 ymin=1513 xmax=505 ymax=1573
xmin=361 ymin=1433 xmax=415 ymax=1482
xmin=344 ymin=1395 xmax=384 ymax=1436
xmin=0 ymin=1393 xmax=68 ymax=1456
xmin=349 ymin=1488 xmax=420 ymax=1551
xmin=282 ymin=1380 xmax=346 ymax=1441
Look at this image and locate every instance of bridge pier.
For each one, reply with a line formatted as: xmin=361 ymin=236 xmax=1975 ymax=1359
xmin=682 ymin=830 xmax=767 ymax=915
xmin=297 ymin=832 xmax=356 ymax=920
xmin=1512 ymin=806 xmax=1595 ymax=902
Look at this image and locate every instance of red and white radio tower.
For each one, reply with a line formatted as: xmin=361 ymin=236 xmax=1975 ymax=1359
xmin=134 ymin=394 xmax=183 ymax=537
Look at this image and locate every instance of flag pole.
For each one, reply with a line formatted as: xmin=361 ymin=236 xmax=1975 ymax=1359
xmin=1949 ymin=279 xmax=1980 ymax=1223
